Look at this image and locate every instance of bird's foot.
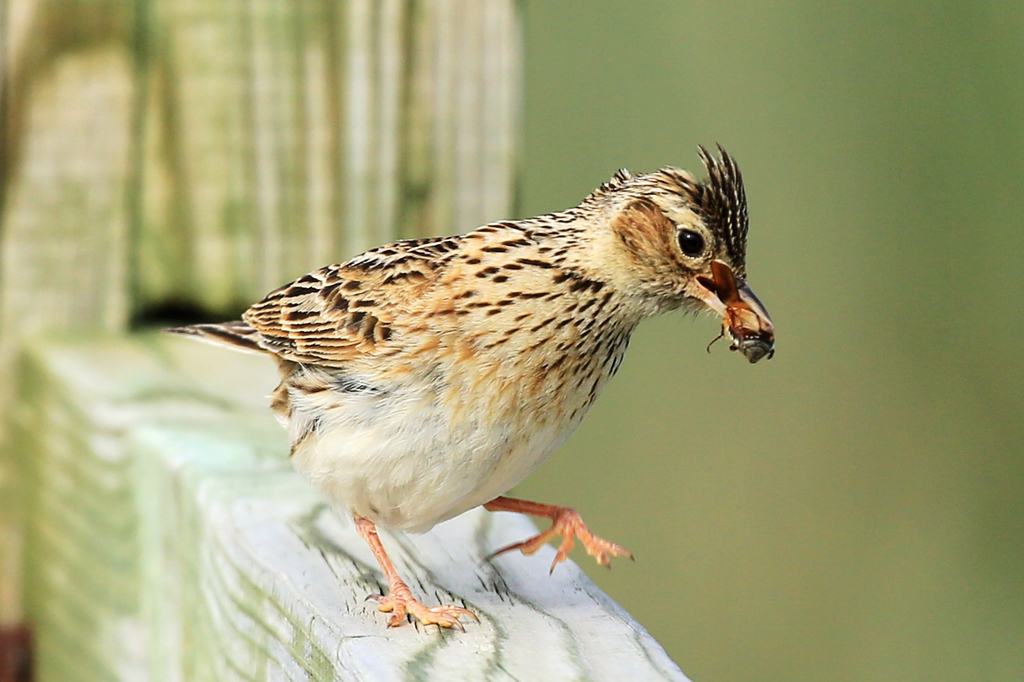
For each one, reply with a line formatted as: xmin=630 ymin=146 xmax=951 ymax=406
xmin=485 ymin=497 xmax=633 ymax=573
xmin=369 ymin=581 xmax=477 ymax=629
xmin=354 ymin=515 xmax=477 ymax=629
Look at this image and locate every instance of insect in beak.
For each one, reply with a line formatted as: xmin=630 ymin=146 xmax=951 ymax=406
xmin=695 ymin=260 xmax=775 ymax=363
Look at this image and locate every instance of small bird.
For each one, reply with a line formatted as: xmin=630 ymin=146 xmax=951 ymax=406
xmin=169 ymin=145 xmax=774 ymax=629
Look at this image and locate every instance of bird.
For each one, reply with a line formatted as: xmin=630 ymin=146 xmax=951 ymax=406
xmin=168 ymin=145 xmax=775 ymax=630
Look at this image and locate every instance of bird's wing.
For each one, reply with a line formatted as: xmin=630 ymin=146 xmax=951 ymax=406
xmin=243 ymin=236 xmax=463 ymax=367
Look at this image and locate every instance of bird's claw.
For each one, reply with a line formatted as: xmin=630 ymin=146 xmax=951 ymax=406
xmin=368 ymin=590 xmax=477 ymax=630
xmin=488 ymin=506 xmax=633 ymax=573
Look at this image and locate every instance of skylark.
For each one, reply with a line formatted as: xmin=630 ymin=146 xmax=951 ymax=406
xmin=170 ymin=145 xmax=775 ymax=629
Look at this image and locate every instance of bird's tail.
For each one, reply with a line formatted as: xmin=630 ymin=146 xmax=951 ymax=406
xmin=165 ymin=320 xmax=267 ymax=355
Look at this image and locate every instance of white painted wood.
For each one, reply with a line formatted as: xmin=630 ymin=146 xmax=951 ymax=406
xmin=18 ymin=335 xmax=690 ymax=681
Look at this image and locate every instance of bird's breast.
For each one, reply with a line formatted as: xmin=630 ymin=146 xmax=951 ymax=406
xmin=280 ymin=305 xmax=637 ymax=532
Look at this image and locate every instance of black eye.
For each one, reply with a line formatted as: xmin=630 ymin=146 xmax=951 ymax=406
xmin=677 ymin=229 xmax=705 ymax=257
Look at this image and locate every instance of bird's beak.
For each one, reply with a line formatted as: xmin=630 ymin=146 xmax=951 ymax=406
xmin=695 ymin=260 xmax=775 ymax=363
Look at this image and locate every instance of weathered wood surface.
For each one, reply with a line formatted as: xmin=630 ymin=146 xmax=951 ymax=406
xmin=1 ymin=0 xmax=521 ymax=313
xmin=15 ymin=335 xmax=690 ymax=681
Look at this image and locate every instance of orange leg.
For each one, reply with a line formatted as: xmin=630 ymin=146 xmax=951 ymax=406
xmin=484 ymin=496 xmax=633 ymax=574
xmin=354 ymin=516 xmax=477 ymax=629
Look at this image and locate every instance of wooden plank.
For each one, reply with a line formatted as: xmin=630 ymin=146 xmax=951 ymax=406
xmin=18 ymin=335 xmax=690 ymax=681
xmin=140 ymin=0 xmax=522 ymax=309
xmin=0 ymin=25 xmax=136 ymax=633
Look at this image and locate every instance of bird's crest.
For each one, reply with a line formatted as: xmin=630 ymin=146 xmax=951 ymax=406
xmin=694 ymin=144 xmax=749 ymax=277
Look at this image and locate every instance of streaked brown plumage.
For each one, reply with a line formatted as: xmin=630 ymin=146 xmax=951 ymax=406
xmin=170 ymin=145 xmax=774 ymax=629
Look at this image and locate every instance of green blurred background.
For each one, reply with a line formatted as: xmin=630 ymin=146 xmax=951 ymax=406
xmin=512 ymin=2 xmax=1024 ymax=681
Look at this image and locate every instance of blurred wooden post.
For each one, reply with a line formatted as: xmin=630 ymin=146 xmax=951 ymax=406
xmin=0 ymin=0 xmax=689 ymax=680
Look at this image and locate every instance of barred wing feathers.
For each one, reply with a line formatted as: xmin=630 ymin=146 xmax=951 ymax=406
xmin=242 ymin=237 xmax=461 ymax=367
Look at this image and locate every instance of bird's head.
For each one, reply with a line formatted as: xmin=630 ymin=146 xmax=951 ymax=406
xmin=588 ymin=145 xmax=775 ymax=363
